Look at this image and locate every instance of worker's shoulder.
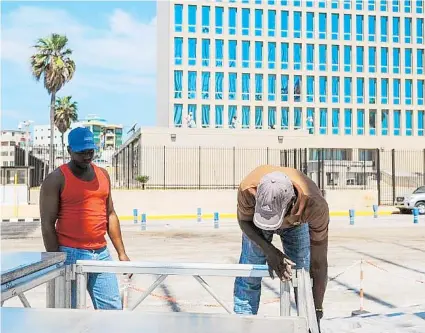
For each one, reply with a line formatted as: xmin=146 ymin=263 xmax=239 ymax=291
xmin=41 ymin=168 xmax=64 ymax=190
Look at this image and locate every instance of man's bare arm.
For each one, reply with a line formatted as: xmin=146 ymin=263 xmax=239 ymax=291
xmin=40 ymin=171 xmax=61 ymax=252
xmin=238 ymin=219 xmax=275 ymax=254
xmin=310 ymin=237 xmax=328 ymax=310
xmin=102 ymin=169 xmax=128 ymax=259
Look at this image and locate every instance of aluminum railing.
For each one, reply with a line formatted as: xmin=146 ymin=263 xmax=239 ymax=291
xmin=74 ymin=261 xmax=292 ymax=314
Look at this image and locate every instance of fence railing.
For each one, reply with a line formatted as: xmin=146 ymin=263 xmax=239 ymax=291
xmin=13 ymin=145 xmax=425 ymax=206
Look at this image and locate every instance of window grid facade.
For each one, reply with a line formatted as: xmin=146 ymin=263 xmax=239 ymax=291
xmin=166 ymin=0 xmax=425 ymax=137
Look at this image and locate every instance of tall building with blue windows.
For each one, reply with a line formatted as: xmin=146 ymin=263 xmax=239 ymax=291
xmin=157 ymin=0 xmax=425 ymax=139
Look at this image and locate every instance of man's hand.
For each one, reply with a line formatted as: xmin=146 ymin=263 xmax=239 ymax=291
xmin=118 ymin=253 xmax=132 ymax=279
xmin=265 ymin=247 xmax=295 ymax=281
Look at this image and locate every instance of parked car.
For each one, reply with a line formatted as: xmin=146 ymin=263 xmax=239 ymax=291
xmin=395 ymin=186 xmax=425 ymax=215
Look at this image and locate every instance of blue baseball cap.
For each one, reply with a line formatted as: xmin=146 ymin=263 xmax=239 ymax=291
xmin=68 ymin=127 xmax=97 ymax=152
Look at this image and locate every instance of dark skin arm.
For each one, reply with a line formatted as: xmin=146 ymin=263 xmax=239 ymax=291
xmin=310 ymin=237 xmax=328 ymax=310
xmin=101 ymin=168 xmax=129 ymax=261
xmin=40 ymin=170 xmax=62 ymax=252
xmin=238 ymin=219 xmax=294 ymax=280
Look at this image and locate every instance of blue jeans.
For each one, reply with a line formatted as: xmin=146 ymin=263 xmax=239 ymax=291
xmin=233 ymin=223 xmax=310 ymax=315
xmin=59 ymin=246 xmax=122 ymax=310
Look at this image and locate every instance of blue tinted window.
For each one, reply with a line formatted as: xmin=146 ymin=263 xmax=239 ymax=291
xmin=356 ymin=78 xmax=364 ymax=103
xmin=404 ymin=0 xmax=412 ymax=12
xmin=405 ymin=18 xmax=412 ymax=43
xmin=188 ymin=5 xmax=197 ymax=33
xmin=344 ymin=109 xmax=352 ymax=135
xmin=419 ymin=111 xmax=425 ymax=136
xmin=344 ymin=46 xmax=351 ymax=72
xmin=417 ymin=18 xmax=424 ymax=44
xmin=242 ymin=9 xmax=250 ymax=36
xmin=381 ymin=110 xmax=389 ymax=136
xmin=368 ymin=47 xmax=376 ymax=73
xmin=242 ymin=74 xmax=250 ymax=100
xmin=268 ymin=42 xmax=276 ymax=69
xmin=393 ymin=48 xmax=400 ymax=73
xmin=381 ymin=79 xmax=388 ymax=104
xmin=319 ymin=45 xmax=327 ymax=71
xmin=357 ymin=109 xmax=365 ymax=135
xmin=294 ymin=43 xmax=302 ymax=70
xmin=228 ymin=40 xmax=237 ymax=68
xmin=174 ymin=4 xmax=183 ymax=32
xmin=332 ymin=76 xmax=340 ymax=103
xmin=215 ymin=7 xmax=223 ymax=34
xmin=356 ymin=15 xmax=364 ymax=41
xmin=229 ymin=8 xmax=237 ymax=35
xmin=319 ymin=13 xmax=327 ymax=39
xmin=332 ymin=108 xmax=340 ymax=134
xmin=356 ymin=46 xmax=364 ymax=72
xmin=268 ymin=74 xmax=276 ymax=101
xmin=393 ymin=79 xmax=401 ymax=104
xmin=380 ymin=17 xmax=388 ymax=42
xmin=368 ymin=78 xmax=376 ymax=103
xmin=381 ymin=47 xmax=388 ymax=73
xmin=368 ymin=16 xmax=376 ymax=41
xmin=307 ymin=76 xmax=314 ymax=102
xmin=418 ymin=80 xmax=424 ymax=105
xmin=255 ymin=41 xmax=263 ymax=68
xmin=307 ymin=44 xmax=314 ymax=71
xmin=344 ymin=14 xmax=351 ymax=41
xmin=405 ymin=48 xmax=412 ymax=74
xmin=418 ymin=49 xmax=424 ymax=74
xmin=319 ymin=108 xmax=328 ymax=135
xmin=392 ymin=17 xmax=400 ymax=42
xmin=242 ymin=41 xmax=250 ymax=68
xmin=393 ymin=0 xmax=400 ymax=12
xmin=281 ymin=11 xmax=288 ymax=37
xmin=319 ymin=76 xmax=327 ymax=102
xmin=344 ymin=77 xmax=352 ymax=103
xmin=356 ymin=0 xmax=363 ymax=9
xmin=332 ymin=14 xmax=339 ymax=40
xmin=417 ymin=0 xmax=424 ymax=13
xmin=268 ymin=10 xmax=276 ymax=37
xmin=202 ymin=6 xmax=210 ymax=32
xmin=380 ymin=0 xmax=388 ymax=10
xmin=307 ymin=12 xmax=314 ymax=39
xmin=405 ymin=79 xmax=412 ymax=105
xmin=201 ymin=39 xmax=210 ymax=67
xmin=331 ymin=45 xmax=339 ymax=71
xmin=368 ymin=0 xmax=376 ymax=10
xmin=174 ymin=37 xmax=183 ymax=65
xmin=294 ymin=12 xmax=302 ymax=38
xmin=394 ymin=110 xmax=401 ymax=136
xmin=215 ymin=40 xmax=223 ymax=67
xmin=255 ymin=9 xmax=263 ymax=36
xmin=188 ymin=38 xmax=197 ymax=66
xmin=281 ymin=43 xmax=289 ymax=69
xmin=406 ymin=110 xmax=413 ymax=136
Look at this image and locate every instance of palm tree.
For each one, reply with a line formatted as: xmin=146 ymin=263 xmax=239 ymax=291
xmin=54 ymin=96 xmax=78 ymax=164
xmin=30 ymin=33 xmax=76 ymax=171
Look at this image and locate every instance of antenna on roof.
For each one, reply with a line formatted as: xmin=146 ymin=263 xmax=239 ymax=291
xmin=127 ymin=123 xmax=137 ymax=135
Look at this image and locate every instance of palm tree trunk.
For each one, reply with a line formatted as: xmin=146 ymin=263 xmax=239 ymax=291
xmin=61 ymin=133 xmax=65 ymax=165
xmin=49 ymin=92 xmax=56 ymax=172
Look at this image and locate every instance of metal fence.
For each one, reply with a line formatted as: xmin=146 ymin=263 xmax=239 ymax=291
xmin=14 ymin=145 xmax=425 ymax=206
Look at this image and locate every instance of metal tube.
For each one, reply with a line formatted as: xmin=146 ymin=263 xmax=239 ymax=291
xmin=129 ymin=275 xmax=167 ymax=311
xmin=18 ymin=294 xmax=31 ymax=308
xmin=65 ymin=265 xmax=72 ymax=308
xmin=279 ymin=280 xmax=291 ymax=316
xmin=193 ymin=275 xmax=233 ymax=314
xmin=54 ymin=273 xmax=66 ymax=308
xmin=76 ymin=271 xmax=87 ymax=309
xmin=46 ymin=280 xmax=55 ymax=308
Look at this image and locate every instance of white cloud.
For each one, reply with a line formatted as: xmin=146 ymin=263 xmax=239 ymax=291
xmin=1 ymin=6 xmax=157 ymax=92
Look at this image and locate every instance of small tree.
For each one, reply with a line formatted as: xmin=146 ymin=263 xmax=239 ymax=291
xmin=54 ymin=96 xmax=78 ymax=164
xmin=135 ymin=175 xmax=149 ymax=190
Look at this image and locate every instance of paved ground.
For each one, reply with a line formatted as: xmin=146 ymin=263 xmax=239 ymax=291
xmin=2 ymin=215 xmax=425 ymax=331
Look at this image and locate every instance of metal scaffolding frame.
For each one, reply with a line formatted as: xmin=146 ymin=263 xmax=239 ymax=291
xmin=74 ymin=261 xmax=319 ymax=333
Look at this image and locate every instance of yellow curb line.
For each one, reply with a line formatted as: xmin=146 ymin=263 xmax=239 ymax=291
xmin=119 ymin=211 xmax=397 ymax=221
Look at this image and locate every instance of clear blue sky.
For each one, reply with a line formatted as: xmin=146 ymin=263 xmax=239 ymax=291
xmin=1 ymin=1 xmax=157 ymax=134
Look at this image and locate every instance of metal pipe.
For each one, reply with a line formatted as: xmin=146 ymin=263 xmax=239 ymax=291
xmin=280 ymin=280 xmax=291 ymax=316
xmin=193 ymin=275 xmax=233 ymax=314
xmin=18 ymin=294 xmax=31 ymax=308
xmin=76 ymin=271 xmax=87 ymax=309
xmin=129 ymin=275 xmax=167 ymax=311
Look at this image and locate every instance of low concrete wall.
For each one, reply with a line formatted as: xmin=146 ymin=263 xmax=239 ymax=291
xmin=9 ymin=188 xmax=385 ymax=219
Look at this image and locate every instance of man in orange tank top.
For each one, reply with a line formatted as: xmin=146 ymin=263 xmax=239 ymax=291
xmin=40 ymin=127 xmax=130 ymax=310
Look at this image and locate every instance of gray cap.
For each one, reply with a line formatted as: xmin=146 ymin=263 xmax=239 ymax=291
xmin=253 ymin=171 xmax=295 ymax=231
